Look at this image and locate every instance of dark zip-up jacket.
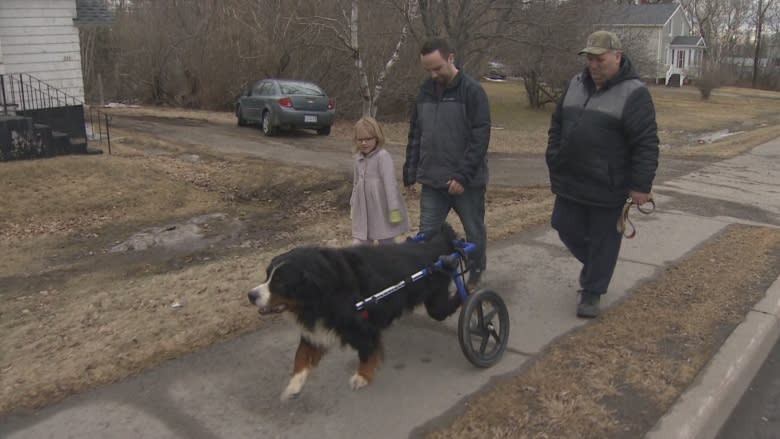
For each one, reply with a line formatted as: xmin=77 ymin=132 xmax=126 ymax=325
xmin=403 ymin=72 xmax=491 ymax=189
xmin=546 ymin=55 xmax=659 ymax=207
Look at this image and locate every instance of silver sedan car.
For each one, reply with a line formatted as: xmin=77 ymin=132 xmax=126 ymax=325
xmin=236 ymin=79 xmax=336 ymax=136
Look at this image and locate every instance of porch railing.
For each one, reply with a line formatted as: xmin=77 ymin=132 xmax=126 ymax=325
xmin=0 ymin=73 xmax=111 ymax=152
xmin=665 ymin=65 xmax=686 ymax=86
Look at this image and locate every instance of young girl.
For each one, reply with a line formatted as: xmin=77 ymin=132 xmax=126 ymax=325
xmin=350 ymin=117 xmax=410 ymax=245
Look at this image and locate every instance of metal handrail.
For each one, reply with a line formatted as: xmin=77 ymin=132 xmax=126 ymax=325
xmin=1 ymin=73 xmax=111 ymax=152
xmin=1 ymin=73 xmax=78 ymax=112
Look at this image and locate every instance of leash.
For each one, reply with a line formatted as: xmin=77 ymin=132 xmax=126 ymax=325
xmin=617 ymin=194 xmax=655 ymax=239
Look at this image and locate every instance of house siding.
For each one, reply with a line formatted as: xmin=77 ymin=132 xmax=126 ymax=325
xmin=0 ymin=34 xmax=5 ymax=75
xmin=0 ymin=0 xmax=85 ymax=103
xmin=661 ymin=20 xmax=672 ymax=69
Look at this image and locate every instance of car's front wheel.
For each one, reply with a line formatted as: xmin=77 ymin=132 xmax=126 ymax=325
xmin=316 ymin=126 xmax=331 ymax=136
xmin=261 ymin=111 xmax=277 ymax=136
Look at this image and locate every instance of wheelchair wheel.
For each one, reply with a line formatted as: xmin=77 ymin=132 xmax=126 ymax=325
xmin=457 ymin=288 xmax=510 ymax=368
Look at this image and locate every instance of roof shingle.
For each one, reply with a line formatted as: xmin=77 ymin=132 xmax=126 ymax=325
xmin=599 ymin=3 xmax=681 ymax=26
xmin=671 ymin=36 xmax=705 ymax=46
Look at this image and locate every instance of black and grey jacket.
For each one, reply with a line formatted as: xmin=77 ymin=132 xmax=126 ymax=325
xmin=546 ymin=55 xmax=659 ymax=207
xmin=403 ymin=72 xmax=491 ymax=190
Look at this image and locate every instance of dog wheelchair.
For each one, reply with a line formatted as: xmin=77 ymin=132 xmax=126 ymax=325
xmin=355 ymin=233 xmax=510 ymax=368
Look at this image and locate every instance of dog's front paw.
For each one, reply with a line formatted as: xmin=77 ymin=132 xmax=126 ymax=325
xmin=280 ymin=386 xmax=301 ymax=402
xmin=280 ymin=370 xmax=308 ymax=402
xmin=349 ymin=373 xmax=369 ymax=390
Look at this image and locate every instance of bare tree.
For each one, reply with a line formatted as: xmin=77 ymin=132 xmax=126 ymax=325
xmin=91 ymin=0 xmax=528 ymax=117
xmin=305 ymin=0 xmax=418 ymax=117
xmin=679 ymin=0 xmax=751 ymax=65
xmin=752 ymin=0 xmax=775 ymax=87
xmin=491 ymin=0 xmax=667 ymax=109
xmin=104 ymin=0 xmax=343 ymax=109
xmin=496 ymin=1 xmax=598 ymax=109
xmin=679 ymin=0 xmax=752 ymax=97
xmin=223 ymin=0 xmax=327 ymax=80
xmin=79 ymin=28 xmax=98 ymax=97
xmin=405 ymin=0 xmax=518 ymax=74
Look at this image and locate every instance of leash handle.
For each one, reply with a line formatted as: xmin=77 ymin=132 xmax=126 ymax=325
xmin=617 ymin=195 xmax=655 ymax=239
xmin=636 ymin=198 xmax=656 ymax=214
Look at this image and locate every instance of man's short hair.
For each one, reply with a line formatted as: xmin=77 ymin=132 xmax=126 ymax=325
xmin=421 ymin=38 xmax=454 ymax=57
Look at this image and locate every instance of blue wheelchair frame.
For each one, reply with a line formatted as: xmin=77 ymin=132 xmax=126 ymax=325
xmin=355 ymin=233 xmax=475 ymax=311
xmin=353 ymin=231 xmax=509 ymax=369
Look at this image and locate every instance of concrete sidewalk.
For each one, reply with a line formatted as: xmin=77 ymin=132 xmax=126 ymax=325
xmin=645 ymin=138 xmax=780 ymax=439
xmin=1 ymin=138 xmax=779 ymax=439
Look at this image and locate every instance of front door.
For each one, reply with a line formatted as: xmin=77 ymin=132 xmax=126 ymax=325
xmin=677 ymin=50 xmax=685 ymax=68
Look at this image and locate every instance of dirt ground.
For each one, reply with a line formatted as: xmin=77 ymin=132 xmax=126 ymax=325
xmin=2 ymin=84 xmax=780 ymax=436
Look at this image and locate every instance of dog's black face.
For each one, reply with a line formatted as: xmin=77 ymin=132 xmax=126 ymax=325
xmin=247 ymin=248 xmax=332 ymax=315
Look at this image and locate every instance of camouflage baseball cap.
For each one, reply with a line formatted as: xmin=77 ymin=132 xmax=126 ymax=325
xmin=578 ymin=30 xmax=622 ymax=55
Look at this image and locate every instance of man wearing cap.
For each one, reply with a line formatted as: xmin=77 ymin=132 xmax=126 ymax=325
xmin=546 ymin=30 xmax=659 ymax=318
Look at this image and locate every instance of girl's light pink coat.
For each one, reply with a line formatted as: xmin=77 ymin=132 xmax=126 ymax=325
xmin=350 ymin=148 xmax=410 ymax=241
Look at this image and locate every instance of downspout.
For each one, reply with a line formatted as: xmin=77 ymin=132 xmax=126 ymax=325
xmin=657 ymin=27 xmax=663 ymax=84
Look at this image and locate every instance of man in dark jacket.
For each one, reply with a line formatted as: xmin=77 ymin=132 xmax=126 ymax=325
xmin=403 ymin=38 xmax=491 ymax=288
xmin=546 ymin=30 xmax=659 ymax=318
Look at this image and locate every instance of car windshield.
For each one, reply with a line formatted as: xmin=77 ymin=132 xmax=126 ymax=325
xmin=279 ymin=82 xmax=323 ymax=96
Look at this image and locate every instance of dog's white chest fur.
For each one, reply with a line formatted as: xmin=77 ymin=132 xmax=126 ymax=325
xmin=286 ymin=315 xmax=340 ymax=349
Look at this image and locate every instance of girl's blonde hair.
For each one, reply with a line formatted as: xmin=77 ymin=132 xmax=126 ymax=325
xmin=352 ymin=116 xmax=386 ymax=154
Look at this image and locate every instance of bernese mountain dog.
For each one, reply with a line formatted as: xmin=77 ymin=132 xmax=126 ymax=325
xmin=247 ymin=223 xmax=462 ymax=401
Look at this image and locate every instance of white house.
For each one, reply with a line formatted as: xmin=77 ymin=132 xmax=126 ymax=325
xmin=0 ymin=0 xmax=86 ymax=102
xmin=668 ymin=35 xmax=705 ymax=84
xmin=0 ymin=0 xmax=112 ymax=105
xmin=597 ymin=3 xmax=705 ymax=86
xmin=0 ymin=0 xmax=112 ymax=160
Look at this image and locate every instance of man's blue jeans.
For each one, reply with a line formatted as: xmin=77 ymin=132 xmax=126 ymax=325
xmin=419 ymin=185 xmax=487 ymax=271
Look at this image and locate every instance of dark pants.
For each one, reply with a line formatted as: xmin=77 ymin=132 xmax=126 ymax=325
xmin=419 ymin=185 xmax=487 ymax=271
xmin=551 ymin=195 xmax=623 ymax=295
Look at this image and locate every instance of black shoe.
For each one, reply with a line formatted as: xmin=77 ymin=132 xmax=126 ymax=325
xmin=577 ymin=291 xmax=601 ymax=318
xmin=466 ymin=269 xmax=484 ymax=290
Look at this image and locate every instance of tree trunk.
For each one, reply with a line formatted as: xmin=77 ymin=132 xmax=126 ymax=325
xmin=371 ymin=0 xmax=417 ymax=117
xmin=524 ymin=70 xmax=540 ymax=109
xmin=751 ymin=0 xmax=773 ymax=88
xmin=348 ymin=1 xmax=373 ymax=117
